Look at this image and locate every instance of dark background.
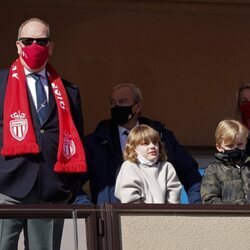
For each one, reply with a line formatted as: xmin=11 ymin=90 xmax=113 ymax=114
xmin=2 ymin=0 xmax=250 ymax=146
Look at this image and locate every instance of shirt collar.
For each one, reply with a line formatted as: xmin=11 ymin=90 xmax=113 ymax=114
xmin=118 ymin=126 xmax=129 ymax=137
xmin=24 ymin=67 xmax=47 ymax=79
xmin=118 ymin=121 xmax=139 ymax=136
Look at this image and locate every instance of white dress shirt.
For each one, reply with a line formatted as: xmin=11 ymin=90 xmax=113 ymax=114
xmin=118 ymin=126 xmax=130 ymax=153
xmin=118 ymin=122 xmax=139 ymax=153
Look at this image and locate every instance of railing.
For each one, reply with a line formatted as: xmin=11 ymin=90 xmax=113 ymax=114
xmin=0 ymin=204 xmax=97 ymax=250
xmin=1 ymin=204 xmax=250 ymax=250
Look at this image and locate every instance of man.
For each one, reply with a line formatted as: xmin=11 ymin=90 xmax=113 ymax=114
xmin=0 ymin=18 xmax=87 ymax=250
xmin=76 ymin=83 xmax=201 ymax=204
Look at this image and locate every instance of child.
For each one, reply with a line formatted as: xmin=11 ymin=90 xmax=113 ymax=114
xmin=114 ymin=124 xmax=181 ymax=204
xmin=201 ymin=119 xmax=250 ymax=204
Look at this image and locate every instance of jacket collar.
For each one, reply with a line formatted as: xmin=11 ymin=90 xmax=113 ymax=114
xmin=215 ymin=152 xmax=250 ymax=168
xmin=94 ymin=117 xmax=166 ymax=146
xmin=94 ymin=119 xmax=121 ymax=153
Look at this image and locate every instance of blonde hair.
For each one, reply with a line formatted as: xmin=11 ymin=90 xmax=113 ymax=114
xmin=17 ymin=18 xmax=50 ymax=40
xmin=215 ymin=119 xmax=249 ymax=146
xmin=124 ymin=124 xmax=166 ymax=163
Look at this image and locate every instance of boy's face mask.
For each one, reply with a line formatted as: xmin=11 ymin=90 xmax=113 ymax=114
xmin=222 ymin=147 xmax=246 ymax=165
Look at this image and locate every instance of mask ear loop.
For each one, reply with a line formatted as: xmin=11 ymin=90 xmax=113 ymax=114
xmin=128 ymin=103 xmax=139 ymax=120
xmin=131 ymin=146 xmax=138 ymax=156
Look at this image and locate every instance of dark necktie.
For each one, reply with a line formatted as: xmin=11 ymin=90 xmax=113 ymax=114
xmin=31 ymin=74 xmax=48 ymax=125
xmin=123 ymin=130 xmax=129 ymax=136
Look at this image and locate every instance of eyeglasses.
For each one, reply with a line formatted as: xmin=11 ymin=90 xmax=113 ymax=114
xmin=19 ymin=37 xmax=50 ymax=47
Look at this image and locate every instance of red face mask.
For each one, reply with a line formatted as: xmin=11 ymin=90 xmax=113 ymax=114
xmin=240 ymin=101 xmax=250 ymax=129
xmin=21 ymin=43 xmax=49 ymax=70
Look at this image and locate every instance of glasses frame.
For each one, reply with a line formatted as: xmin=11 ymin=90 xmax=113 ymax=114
xmin=19 ymin=37 xmax=50 ymax=47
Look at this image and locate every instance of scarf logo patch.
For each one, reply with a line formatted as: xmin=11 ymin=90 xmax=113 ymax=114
xmin=10 ymin=111 xmax=28 ymax=141
xmin=63 ymin=131 xmax=76 ymax=159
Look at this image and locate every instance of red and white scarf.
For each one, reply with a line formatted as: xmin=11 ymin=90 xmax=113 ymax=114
xmin=1 ymin=59 xmax=87 ymax=173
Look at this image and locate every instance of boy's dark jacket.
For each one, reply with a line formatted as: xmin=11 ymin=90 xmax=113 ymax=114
xmin=201 ymin=153 xmax=250 ymax=204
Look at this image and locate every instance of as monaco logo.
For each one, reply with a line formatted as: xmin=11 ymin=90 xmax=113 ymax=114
xmin=10 ymin=111 xmax=28 ymax=141
xmin=63 ymin=132 xmax=76 ymax=159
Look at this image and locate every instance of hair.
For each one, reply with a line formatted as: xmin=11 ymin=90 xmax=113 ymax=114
xmin=215 ymin=119 xmax=249 ymax=146
xmin=112 ymin=83 xmax=143 ymax=103
xmin=17 ymin=18 xmax=50 ymax=40
xmin=235 ymin=83 xmax=250 ymax=117
xmin=123 ymin=124 xmax=167 ymax=163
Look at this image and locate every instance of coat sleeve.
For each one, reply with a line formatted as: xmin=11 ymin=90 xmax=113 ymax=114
xmin=114 ymin=161 xmax=144 ymax=203
xmin=165 ymin=162 xmax=182 ymax=204
xmin=73 ymin=135 xmax=92 ymax=204
xmin=200 ymin=165 xmax=223 ymax=204
xmin=0 ymin=69 xmax=9 ymax=119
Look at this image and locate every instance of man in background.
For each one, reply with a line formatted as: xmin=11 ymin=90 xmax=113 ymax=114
xmin=76 ymin=83 xmax=201 ymax=204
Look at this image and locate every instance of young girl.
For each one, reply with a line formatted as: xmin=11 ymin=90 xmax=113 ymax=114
xmin=201 ymin=119 xmax=250 ymax=204
xmin=114 ymin=124 xmax=181 ymax=204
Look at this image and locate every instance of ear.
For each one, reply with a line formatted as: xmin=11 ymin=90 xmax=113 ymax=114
xmin=216 ymin=143 xmax=224 ymax=152
xmin=134 ymin=101 xmax=143 ymax=113
xmin=48 ymin=41 xmax=54 ymax=56
xmin=16 ymin=41 xmax=22 ymax=55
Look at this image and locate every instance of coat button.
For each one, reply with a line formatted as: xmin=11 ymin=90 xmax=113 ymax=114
xmin=40 ymin=129 xmax=45 ymax=134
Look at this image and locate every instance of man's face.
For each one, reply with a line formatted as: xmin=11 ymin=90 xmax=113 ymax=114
xmin=110 ymin=86 xmax=142 ymax=126
xmin=16 ymin=21 xmax=54 ymax=71
xmin=110 ymin=86 xmax=135 ymax=107
xmin=110 ymin=86 xmax=140 ymax=108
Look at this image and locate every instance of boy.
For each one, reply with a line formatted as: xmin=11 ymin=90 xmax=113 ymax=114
xmin=201 ymin=119 xmax=250 ymax=204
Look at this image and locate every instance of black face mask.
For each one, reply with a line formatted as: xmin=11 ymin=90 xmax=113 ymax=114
xmin=223 ymin=148 xmax=246 ymax=165
xmin=111 ymin=105 xmax=136 ymax=125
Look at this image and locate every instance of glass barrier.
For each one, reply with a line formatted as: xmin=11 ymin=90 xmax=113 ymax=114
xmin=0 ymin=205 xmax=96 ymax=250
